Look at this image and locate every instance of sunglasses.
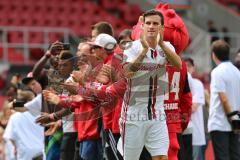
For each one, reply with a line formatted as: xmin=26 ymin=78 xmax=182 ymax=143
xmin=91 ymin=45 xmax=102 ymax=50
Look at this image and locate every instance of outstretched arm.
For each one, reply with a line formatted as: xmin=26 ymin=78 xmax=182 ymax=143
xmin=35 ymin=108 xmax=72 ymax=126
xmin=32 ymin=52 xmax=51 ymax=78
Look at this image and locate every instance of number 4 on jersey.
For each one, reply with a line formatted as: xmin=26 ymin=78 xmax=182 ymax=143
xmin=164 ymin=72 xmax=180 ymax=100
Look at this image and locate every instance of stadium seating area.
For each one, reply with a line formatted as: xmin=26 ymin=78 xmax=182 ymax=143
xmin=0 ymin=0 xmax=142 ymax=65
xmin=0 ymin=0 xmax=142 ymax=43
xmin=217 ymin=0 xmax=240 ymax=14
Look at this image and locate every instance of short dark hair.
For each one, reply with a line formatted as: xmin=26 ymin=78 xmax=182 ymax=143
xmin=118 ymin=29 xmax=132 ymax=43
xmin=183 ymin=57 xmax=194 ymax=66
xmin=211 ymin=40 xmax=230 ymax=61
xmin=143 ymin=9 xmax=164 ymax=25
xmin=59 ymin=51 xmax=74 ymax=63
xmin=59 ymin=51 xmax=73 ymax=60
xmin=91 ymin=21 xmax=114 ymax=36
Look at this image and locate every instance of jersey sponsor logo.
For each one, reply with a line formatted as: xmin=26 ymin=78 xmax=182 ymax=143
xmin=138 ymin=64 xmax=165 ymax=71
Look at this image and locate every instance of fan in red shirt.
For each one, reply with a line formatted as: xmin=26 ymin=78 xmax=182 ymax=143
xmin=131 ymin=3 xmax=192 ymax=160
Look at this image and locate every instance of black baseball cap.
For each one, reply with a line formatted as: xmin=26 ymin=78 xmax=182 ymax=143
xmin=22 ymin=72 xmax=34 ymax=85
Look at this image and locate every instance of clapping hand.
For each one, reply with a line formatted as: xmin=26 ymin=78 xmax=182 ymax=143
xmin=157 ymin=25 xmax=164 ymax=47
xmin=140 ymin=32 xmax=149 ymax=50
xmin=43 ymin=90 xmax=60 ymax=105
xmin=96 ymin=64 xmax=118 ymax=84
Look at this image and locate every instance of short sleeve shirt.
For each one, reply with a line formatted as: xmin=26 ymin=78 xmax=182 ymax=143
xmin=208 ymin=62 xmax=240 ymax=132
xmin=122 ymin=40 xmax=176 ymax=120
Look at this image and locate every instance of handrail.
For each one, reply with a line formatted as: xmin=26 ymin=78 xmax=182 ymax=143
xmin=0 ymin=26 xmax=72 ymax=64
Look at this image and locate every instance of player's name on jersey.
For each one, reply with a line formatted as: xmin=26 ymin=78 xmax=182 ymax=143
xmin=164 ymin=103 xmax=178 ymax=110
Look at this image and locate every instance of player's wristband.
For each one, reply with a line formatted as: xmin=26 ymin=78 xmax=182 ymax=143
xmin=53 ymin=113 xmax=60 ymax=120
xmin=227 ymin=111 xmax=239 ymax=118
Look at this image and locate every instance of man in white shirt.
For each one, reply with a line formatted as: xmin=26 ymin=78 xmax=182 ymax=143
xmin=208 ymin=40 xmax=240 ymax=160
xmin=122 ymin=9 xmax=182 ymax=160
xmin=3 ymin=111 xmax=44 ymax=160
xmin=12 ymin=72 xmax=43 ymax=116
xmin=184 ymin=58 xmax=206 ymax=160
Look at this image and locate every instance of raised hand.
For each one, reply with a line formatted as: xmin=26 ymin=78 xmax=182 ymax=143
xmin=43 ymin=90 xmax=60 ymax=105
xmin=157 ymin=25 xmax=164 ymax=47
xmin=96 ymin=64 xmax=118 ymax=84
xmin=105 ymin=65 xmax=118 ymax=82
xmin=140 ymin=32 xmax=149 ymax=50
xmin=71 ymin=64 xmax=91 ymax=85
xmin=49 ymin=41 xmax=64 ymax=56
xmin=71 ymin=71 xmax=85 ymax=85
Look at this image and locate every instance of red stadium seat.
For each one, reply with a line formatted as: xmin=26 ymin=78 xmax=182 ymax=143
xmin=0 ymin=12 xmax=10 ymax=25
xmin=8 ymin=3 xmax=20 ymax=12
xmin=77 ymin=26 xmax=91 ymax=36
xmin=8 ymin=32 xmax=24 ymax=43
xmin=42 ymin=14 xmax=57 ymax=27
xmin=30 ymin=48 xmax=44 ymax=60
xmin=56 ymin=2 xmax=68 ymax=15
xmin=99 ymin=0 xmax=125 ymax=11
xmin=29 ymin=32 xmax=44 ymax=44
xmin=48 ymin=32 xmax=64 ymax=43
xmin=70 ymin=15 xmax=92 ymax=36
xmin=0 ymin=0 xmax=8 ymax=6
xmin=7 ymin=48 xmax=25 ymax=64
xmin=91 ymin=16 xmax=106 ymax=25
xmin=119 ymin=4 xmax=142 ymax=24
xmin=32 ymin=0 xmax=45 ymax=12
xmin=71 ymin=25 xmax=82 ymax=36
xmin=5 ymin=12 xmax=18 ymax=25
xmin=111 ymin=19 xmax=131 ymax=36
xmin=19 ymin=0 xmax=33 ymax=13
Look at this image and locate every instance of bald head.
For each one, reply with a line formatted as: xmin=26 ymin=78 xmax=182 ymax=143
xmin=77 ymin=43 xmax=91 ymax=57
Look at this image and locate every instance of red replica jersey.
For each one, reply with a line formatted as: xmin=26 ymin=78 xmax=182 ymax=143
xmin=164 ymin=62 xmax=192 ymax=133
xmin=58 ymin=97 xmax=100 ymax=141
xmin=103 ymin=78 xmax=126 ymax=133
xmin=74 ymin=102 xmax=101 ymax=141
xmin=101 ymin=53 xmax=125 ymax=131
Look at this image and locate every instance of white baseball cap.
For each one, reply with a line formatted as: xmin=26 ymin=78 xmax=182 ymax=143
xmin=88 ymin=33 xmax=117 ymax=50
